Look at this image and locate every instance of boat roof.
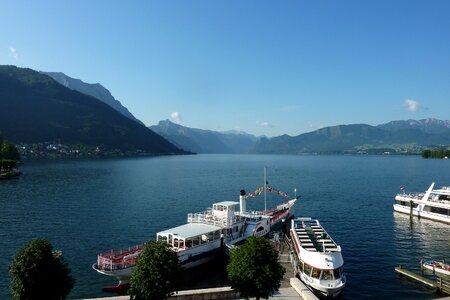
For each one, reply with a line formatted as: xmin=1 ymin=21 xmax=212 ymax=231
xmin=214 ymin=201 xmax=239 ymax=207
xmin=157 ymin=223 xmax=222 ymax=239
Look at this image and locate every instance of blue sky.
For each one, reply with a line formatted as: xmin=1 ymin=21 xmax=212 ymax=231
xmin=1 ymin=1 xmax=450 ymax=137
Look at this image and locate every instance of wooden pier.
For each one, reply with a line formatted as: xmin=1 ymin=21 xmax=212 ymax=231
xmin=395 ymin=265 xmax=450 ymax=295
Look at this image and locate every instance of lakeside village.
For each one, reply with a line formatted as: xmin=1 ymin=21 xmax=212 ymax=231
xmin=1 ymin=138 xmax=449 ymax=180
xmin=11 ymin=142 xmax=450 ymax=159
xmin=16 ymin=142 xmax=156 ymax=159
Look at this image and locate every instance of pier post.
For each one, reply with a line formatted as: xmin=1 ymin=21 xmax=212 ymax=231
xmin=409 ymin=201 xmax=413 ymax=222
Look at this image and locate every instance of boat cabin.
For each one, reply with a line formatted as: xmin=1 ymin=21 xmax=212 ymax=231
xmin=157 ymin=223 xmax=223 ymax=252
xmin=211 ymin=201 xmax=239 ymax=218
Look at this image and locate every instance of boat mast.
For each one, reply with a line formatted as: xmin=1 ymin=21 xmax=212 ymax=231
xmin=264 ymin=167 xmax=267 ymax=214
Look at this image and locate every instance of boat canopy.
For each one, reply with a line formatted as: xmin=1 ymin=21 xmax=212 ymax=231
xmin=157 ymin=223 xmax=221 ymax=239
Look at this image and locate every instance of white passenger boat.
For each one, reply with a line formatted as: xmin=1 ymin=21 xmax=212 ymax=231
xmin=93 ymin=190 xmax=272 ymax=289
xmin=289 ymin=217 xmax=346 ymax=298
xmin=394 ymin=182 xmax=450 ymax=224
xmin=421 ymin=259 xmax=450 ymax=277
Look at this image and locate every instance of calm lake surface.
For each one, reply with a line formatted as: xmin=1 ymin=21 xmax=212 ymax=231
xmin=1 ymin=154 xmax=449 ymax=299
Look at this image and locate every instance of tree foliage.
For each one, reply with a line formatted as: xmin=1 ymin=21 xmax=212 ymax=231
xmin=227 ymin=237 xmax=285 ymax=300
xmin=129 ymin=241 xmax=180 ymax=300
xmin=9 ymin=238 xmax=74 ymax=300
xmin=1 ymin=140 xmax=20 ymax=160
xmin=422 ymin=149 xmax=450 ymax=159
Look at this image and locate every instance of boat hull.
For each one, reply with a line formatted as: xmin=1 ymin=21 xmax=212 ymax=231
xmin=299 ymin=272 xmax=346 ymax=298
xmin=92 ymin=263 xmax=132 ymax=284
xmin=393 ymin=204 xmax=450 ymax=225
xmin=422 ymin=261 xmax=450 ymax=277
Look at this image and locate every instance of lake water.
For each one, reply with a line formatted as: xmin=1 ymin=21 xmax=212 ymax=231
xmin=1 ymin=154 xmax=449 ymax=299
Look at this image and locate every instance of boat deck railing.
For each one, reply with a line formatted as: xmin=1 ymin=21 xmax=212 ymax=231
xmin=96 ymin=243 xmax=144 ymax=271
xmin=397 ymin=193 xmax=450 ymax=206
xmin=187 ymin=211 xmax=245 ymax=227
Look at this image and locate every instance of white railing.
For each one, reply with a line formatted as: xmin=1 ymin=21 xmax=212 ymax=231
xmin=187 ymin=211 xmax=244 ymax=227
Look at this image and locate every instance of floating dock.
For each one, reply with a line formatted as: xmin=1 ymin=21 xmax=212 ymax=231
xmin=395 ymin=265 xmax=450 ymax=295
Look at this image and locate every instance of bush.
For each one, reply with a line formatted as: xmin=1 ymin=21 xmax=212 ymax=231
xmin=9 ymin=238 xmax=74 ymax=300
xmin=227 ymin=237 xmax=285 ymax=300
xmin=129 ymin=241 xmax=180 ymax=300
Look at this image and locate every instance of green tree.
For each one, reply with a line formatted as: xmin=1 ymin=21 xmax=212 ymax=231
xmin=1 ymin=140 xmax=20 ymax=160
xmin=129 ymin=241 xmax=180 ymax=300
xmin=9 ymin=238 xmax=74 ymax=300
xmin=227 ymin=237 xmax=285 ymax=300
xmin=422 ymin=149 xmax=431 ymax=158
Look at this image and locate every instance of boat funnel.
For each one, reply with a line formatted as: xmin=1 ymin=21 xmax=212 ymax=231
xmin=240 ymin=189 xmax=246 ymax=214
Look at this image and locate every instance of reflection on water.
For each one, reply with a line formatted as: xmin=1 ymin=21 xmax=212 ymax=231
xmin=393 ymin=212 xmax=450 ymax=274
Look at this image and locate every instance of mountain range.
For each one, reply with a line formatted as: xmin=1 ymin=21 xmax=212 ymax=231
xmin=0 ymin=65 xmax=184 ymax=155
xmin=1 ymin=65 xmax=449 ymax=156
xmin=150 ymin=120 xmax=257 ymax=153
xmin=151 ymin=119 xmax=450 ymax=154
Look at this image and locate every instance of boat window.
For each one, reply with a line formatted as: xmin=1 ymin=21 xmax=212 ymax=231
xmin=333 ymin=268 xmax=341 ymax=279
xmin=304 ymin=264 xmax=311 ymax=276
xmin=192 ymin=236 xmax=199 ymax=247
xmin=321 ymin=270 xmax=332 ymax=280
xmin=311 ymin=268 xmax=321 ymax=279
xmin=430 ymin=206 xmax=449 ymax=215
xmin=235 ymin=226 xmax=239 ymax=233
xmin=208 ymin=232 xmax=214 ymax=241
xmin=158 ymin=235 xmax=167 ymax=243
xmin=214 ymin=230 xmax=221 ymax=240
xmin=179 ymin=239 xmax=184 ymax=249
xmin=185 ymin=239 xmax=192 ymax=248
xmin=173 ymin=238 xmax=178 ymax=248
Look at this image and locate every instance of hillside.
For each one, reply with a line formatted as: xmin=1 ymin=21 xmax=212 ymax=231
xmin=251 ymin=123 xmax=450 ymax=154
xmin=150 ymin=120 xmax=257 ymax=153
xmin=0 ymin=65 xmax=184 ymax=155
xmin=42 ymin=72 xmax=144 ymax=125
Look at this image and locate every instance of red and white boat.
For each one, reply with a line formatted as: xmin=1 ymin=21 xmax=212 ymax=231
xmin=421 ymin=259 xmax=450 ymax=277
xmin=93 ymin=190 xmax=274 ymax=290
xmin=290 ymin=217 xmax=346 ymax=298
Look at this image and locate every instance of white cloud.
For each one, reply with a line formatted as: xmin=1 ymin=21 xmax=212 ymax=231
xmin=9 ymin=47 xmax=18 ymax=59
xmin=170 ymin=111 xmax=182 ymax=123
xmin=405 ymin=99 xmax=427 ymax=112
xmin=256 ymin=121 xmax=273 ymax=127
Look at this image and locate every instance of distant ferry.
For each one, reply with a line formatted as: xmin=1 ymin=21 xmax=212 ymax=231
xmin=289 ymin=217 xmax=346 ymax=298
xmin=394 ymin=182 xmax=450 ymax=224
xmin=93 ymin=188 xmax=297 ymax=290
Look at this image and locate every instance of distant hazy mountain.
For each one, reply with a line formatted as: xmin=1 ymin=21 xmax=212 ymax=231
xmin=150 ymin=120 xmax=258 ymax=153
xmin=377 ymin=118 xmax=450 ymax=135
xmin=251 ymin=123 xmax=450 ymax=154
xmin=42 ymin=71 xmax=144 ymax=125
xmin=0 ymin=65 xmax=184 ymax=154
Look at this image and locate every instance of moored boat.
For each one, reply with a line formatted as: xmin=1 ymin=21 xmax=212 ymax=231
xmin=394 ymin=182 xmax=450 ymax=225
xmin=289 ymin=217 xmax=346 ymax=298
xmin=421 ymin=259 xmax=450 ymax=277
xmin=93 ymin=190 xmax=272 ymax=288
